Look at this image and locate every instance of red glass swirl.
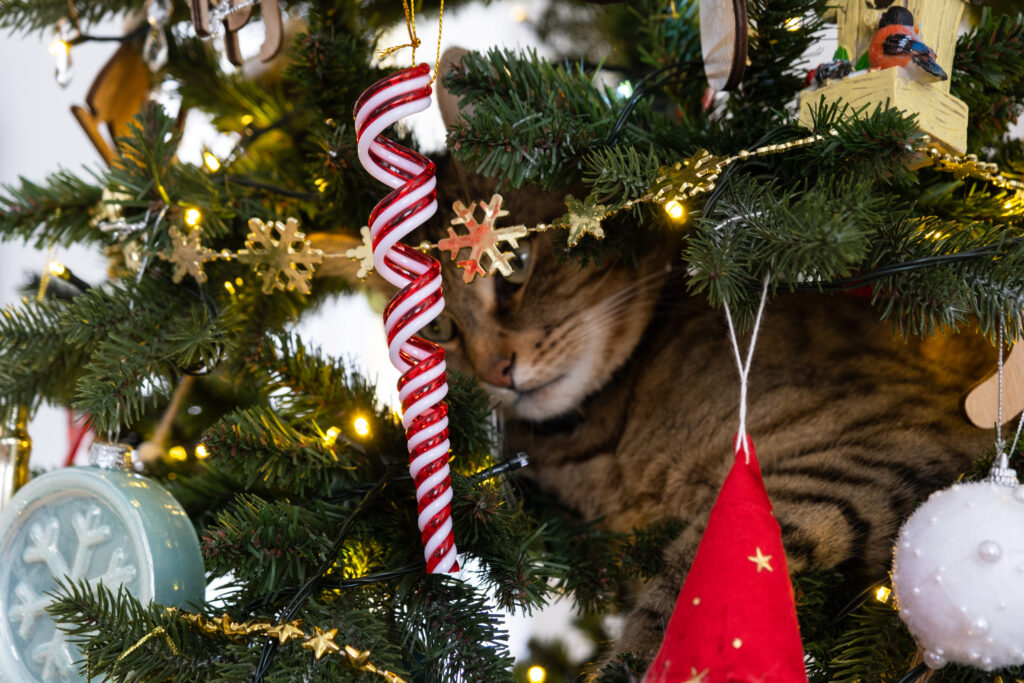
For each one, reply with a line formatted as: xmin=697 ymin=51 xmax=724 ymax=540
xmin=354 ymin=64 xmax=458 ymax=574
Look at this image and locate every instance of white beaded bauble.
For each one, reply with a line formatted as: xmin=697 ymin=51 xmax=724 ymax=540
xmin=892 ymin=481 xmax=1024 ymax=671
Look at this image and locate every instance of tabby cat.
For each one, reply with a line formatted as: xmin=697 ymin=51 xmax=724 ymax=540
xmin=427 ymin=60 xmax=995 ymax=671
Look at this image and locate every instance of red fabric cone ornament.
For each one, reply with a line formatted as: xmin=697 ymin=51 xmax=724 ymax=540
xmin=644 ymin=434 xmax=807 ymax=683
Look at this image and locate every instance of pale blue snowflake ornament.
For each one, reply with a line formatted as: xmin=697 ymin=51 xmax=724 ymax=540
xmin=0 ymin=443 xmax=205 ymax=682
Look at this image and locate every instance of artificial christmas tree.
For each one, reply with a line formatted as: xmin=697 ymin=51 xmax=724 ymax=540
xmin=1 ymin=0 xmax=1024 ymax=681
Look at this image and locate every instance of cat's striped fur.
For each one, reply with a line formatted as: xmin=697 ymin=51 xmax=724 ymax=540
xmin=427 ymin=160 xmax=994 ymax=666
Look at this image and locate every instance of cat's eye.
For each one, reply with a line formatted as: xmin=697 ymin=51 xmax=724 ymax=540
xmin=502 ymin=244 xmax=531 ymax=286
xmin=420 ymin=315 xmax=458 ymax=343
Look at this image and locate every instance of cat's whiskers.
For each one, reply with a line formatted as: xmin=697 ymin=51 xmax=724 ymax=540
xmin=552 ymin=274 xmax=673 ymax=346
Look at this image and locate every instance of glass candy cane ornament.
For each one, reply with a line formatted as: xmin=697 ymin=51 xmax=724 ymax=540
xmin=354 ymin=64 xmax=458 ymax=574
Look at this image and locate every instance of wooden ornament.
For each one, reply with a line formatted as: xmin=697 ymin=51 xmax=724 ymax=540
xmin=699 ymin=0 xmax=748 ymax=91
xmin=797 ymin=0 xmax=969 ymax=154
xmin=71 ymin=42 xmax=153 ymax=164
xmin=188 ymin=0 xmax=283 ymax=66
xmin=964 ymin=344 xmax=1024 ymax=429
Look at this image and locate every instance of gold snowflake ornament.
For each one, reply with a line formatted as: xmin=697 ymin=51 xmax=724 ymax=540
xmin=345 ymin=226 xmax=375 ymax=279
xmin=161 ymin=226 xmax=218 ymax=283
xmin=562 ymin=195 xmax=607 ymax=247
xmin=654 ymin=149 xmax=729 ymax=201
xmin=438 ymin=194 xmax=529 ymax=283
xmin=237 ymin=217 xmax=325 ymax=294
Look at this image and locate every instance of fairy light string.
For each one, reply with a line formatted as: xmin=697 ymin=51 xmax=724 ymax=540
xmin=119 ymin=130 xmax=1024 ymax=287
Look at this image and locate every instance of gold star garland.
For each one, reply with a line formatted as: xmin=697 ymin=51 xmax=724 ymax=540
xmin=159 ymin=609 xmax=406 ymax=682
xmin=144 ymin=133 xmax=1024 ymax=289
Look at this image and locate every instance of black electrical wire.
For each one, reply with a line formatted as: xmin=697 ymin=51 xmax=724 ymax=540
xmin=897 ymin=663 xmax=928 ymax=683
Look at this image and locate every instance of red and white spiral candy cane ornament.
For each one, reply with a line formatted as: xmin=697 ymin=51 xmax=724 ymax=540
xmin=354 ymin=64 xmax=459 ymax=574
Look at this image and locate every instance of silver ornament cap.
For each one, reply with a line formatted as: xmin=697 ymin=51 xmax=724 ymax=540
xmin=88 ymin=442 xmax=134 ymax=470
xmin=985 ymin=450 xmax=1019 ymax=487
xmin=0 ymin=407 xmax=31 ymax=511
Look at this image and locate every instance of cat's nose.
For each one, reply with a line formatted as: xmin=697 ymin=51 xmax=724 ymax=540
xmin=480 ymin=354 xmax=516 ymax=389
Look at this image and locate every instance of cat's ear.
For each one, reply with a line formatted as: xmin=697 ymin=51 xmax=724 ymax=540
xmin=437 ymin=47 xmax=475 ymax=130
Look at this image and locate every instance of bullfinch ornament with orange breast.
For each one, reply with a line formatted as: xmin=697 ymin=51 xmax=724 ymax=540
xmin=868 ymin=6 xmax=947 ymax=81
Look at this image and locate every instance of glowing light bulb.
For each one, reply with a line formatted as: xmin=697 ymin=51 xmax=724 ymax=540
xmin=314 ymin=178 xmax=329 ymax=193
xmin=616 ymin=80 xmax=634 ymax=99
xmin=48 ymin=39 xmax=70 ymax=56
xmin=184 ymin=208 xmax=202 ymax=227
xmin=240 ymin=114 xmax=254 ymax=126
xmin=324 ymin=426 xmax=341 ymax=446
xmin=664 ymin=199 xmax=686 ymax=222
xmin=195 ymin=444 xmax=209 ymax=459
xmin=527 ymin=666 xmax=546 ymax=683
xmin=224 ymin=281 xmax=236 ymax=295
xmin=353 ymin=416 xmax=370 ymax=437
xmin=203 ymin=152 xmax=221 ymax=172
xmin=875 ymin=585 xmax=891 ymax=603
xmin=48 ymin=261 xmax=66 ymax=277
xmin=784 ymin=16 xmax=803 ymax=31
xmin=167 ymin=446 xmax=188 ymax=462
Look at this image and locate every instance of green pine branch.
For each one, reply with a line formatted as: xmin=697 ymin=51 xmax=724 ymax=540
xmin=199 ymin=405 xmax=371 ymax=497
xmin=953 ymin=9 xmax=1024 ymax=150
xmin=0 ymin=0 xmax=143 ymax=33
xmin=444 ymin=48 xmax=662 ymax=189
xmin=0 ymin=169 xmax=105 ymax=247
xmin=48 ymin=579 xmax=215 ymax=683
xmin=685 ymin=174 xmax=882 ymax=323
xmin=729 ymin=0 xmax=829 ymax=137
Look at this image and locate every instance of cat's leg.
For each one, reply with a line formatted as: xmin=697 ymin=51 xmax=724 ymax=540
xmin=599 ymin=517 xmax=708 ymax=676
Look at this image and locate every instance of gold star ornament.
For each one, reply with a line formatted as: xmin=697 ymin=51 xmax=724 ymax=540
xmin=302 ymin=626 xmax=341 ymax=660
xmin=237 ymin=217 xmax=325 ymax=294
xmin=747 ymin=546 xmax=773 ymax=573
xmin=561 ymin=194 xmax=607 ymax=247
xmin=266 ymin=620 xmax=305 ymax=644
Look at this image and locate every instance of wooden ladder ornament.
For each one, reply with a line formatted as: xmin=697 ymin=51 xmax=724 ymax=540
xmin=71 ymin=43 xmax=153 ymax=164
xmin=965 ymin=344 xmax=1024 ymax=429
xmin=189 ymin=0 xmax=283 ymax=66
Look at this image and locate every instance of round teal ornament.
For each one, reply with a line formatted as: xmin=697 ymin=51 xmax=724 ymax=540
xmin=0 ymin=443 xmax=205 ymax=682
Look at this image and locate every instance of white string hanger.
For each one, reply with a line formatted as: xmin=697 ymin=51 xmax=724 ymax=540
xmin=721 ymin=275 xmax=772 ymax=463
xmin=990 ymin=323 xmax=1024 ymax=485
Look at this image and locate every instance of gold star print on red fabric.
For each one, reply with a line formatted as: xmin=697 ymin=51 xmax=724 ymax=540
xmin=684 ymin=667 xmax=709 ymax=682
xmin=747 ymin=547 xmax=773 ymax=573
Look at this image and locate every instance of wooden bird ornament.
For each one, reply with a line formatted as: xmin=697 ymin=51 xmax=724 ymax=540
xmin=868 ymin=6 xmax=947 ymax=81
xmin=965 ymin=344 xmax=1024 ymax=430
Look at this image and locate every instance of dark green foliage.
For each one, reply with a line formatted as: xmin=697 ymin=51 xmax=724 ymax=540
xmin=0 ymin=169 xmax=105 ymax=247
xmin=685 ymin=174 xmax=882 ymax=323
xmin=0 ymin=276 xmax=222 ymax=430
xmin=820 ymin=591 xmax=916 ymax=682
xmin=729 ymin=0 xmax=829 ymax=137
xmin=444 ymin=48 xmax=664 ymax=189
xmin=865 ymin=216 xmax=1024 ymax=339
xmin=953 ymin=9 xmax=1024 ymax=150
xmin=0 ymin=0 xmax=143 ymax=34
xmin=48 ymin=579 xmax=217 ymax=683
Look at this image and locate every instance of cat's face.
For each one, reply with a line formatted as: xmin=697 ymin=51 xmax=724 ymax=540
xmin=425 ymin=232 xmax=670 ymax=421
